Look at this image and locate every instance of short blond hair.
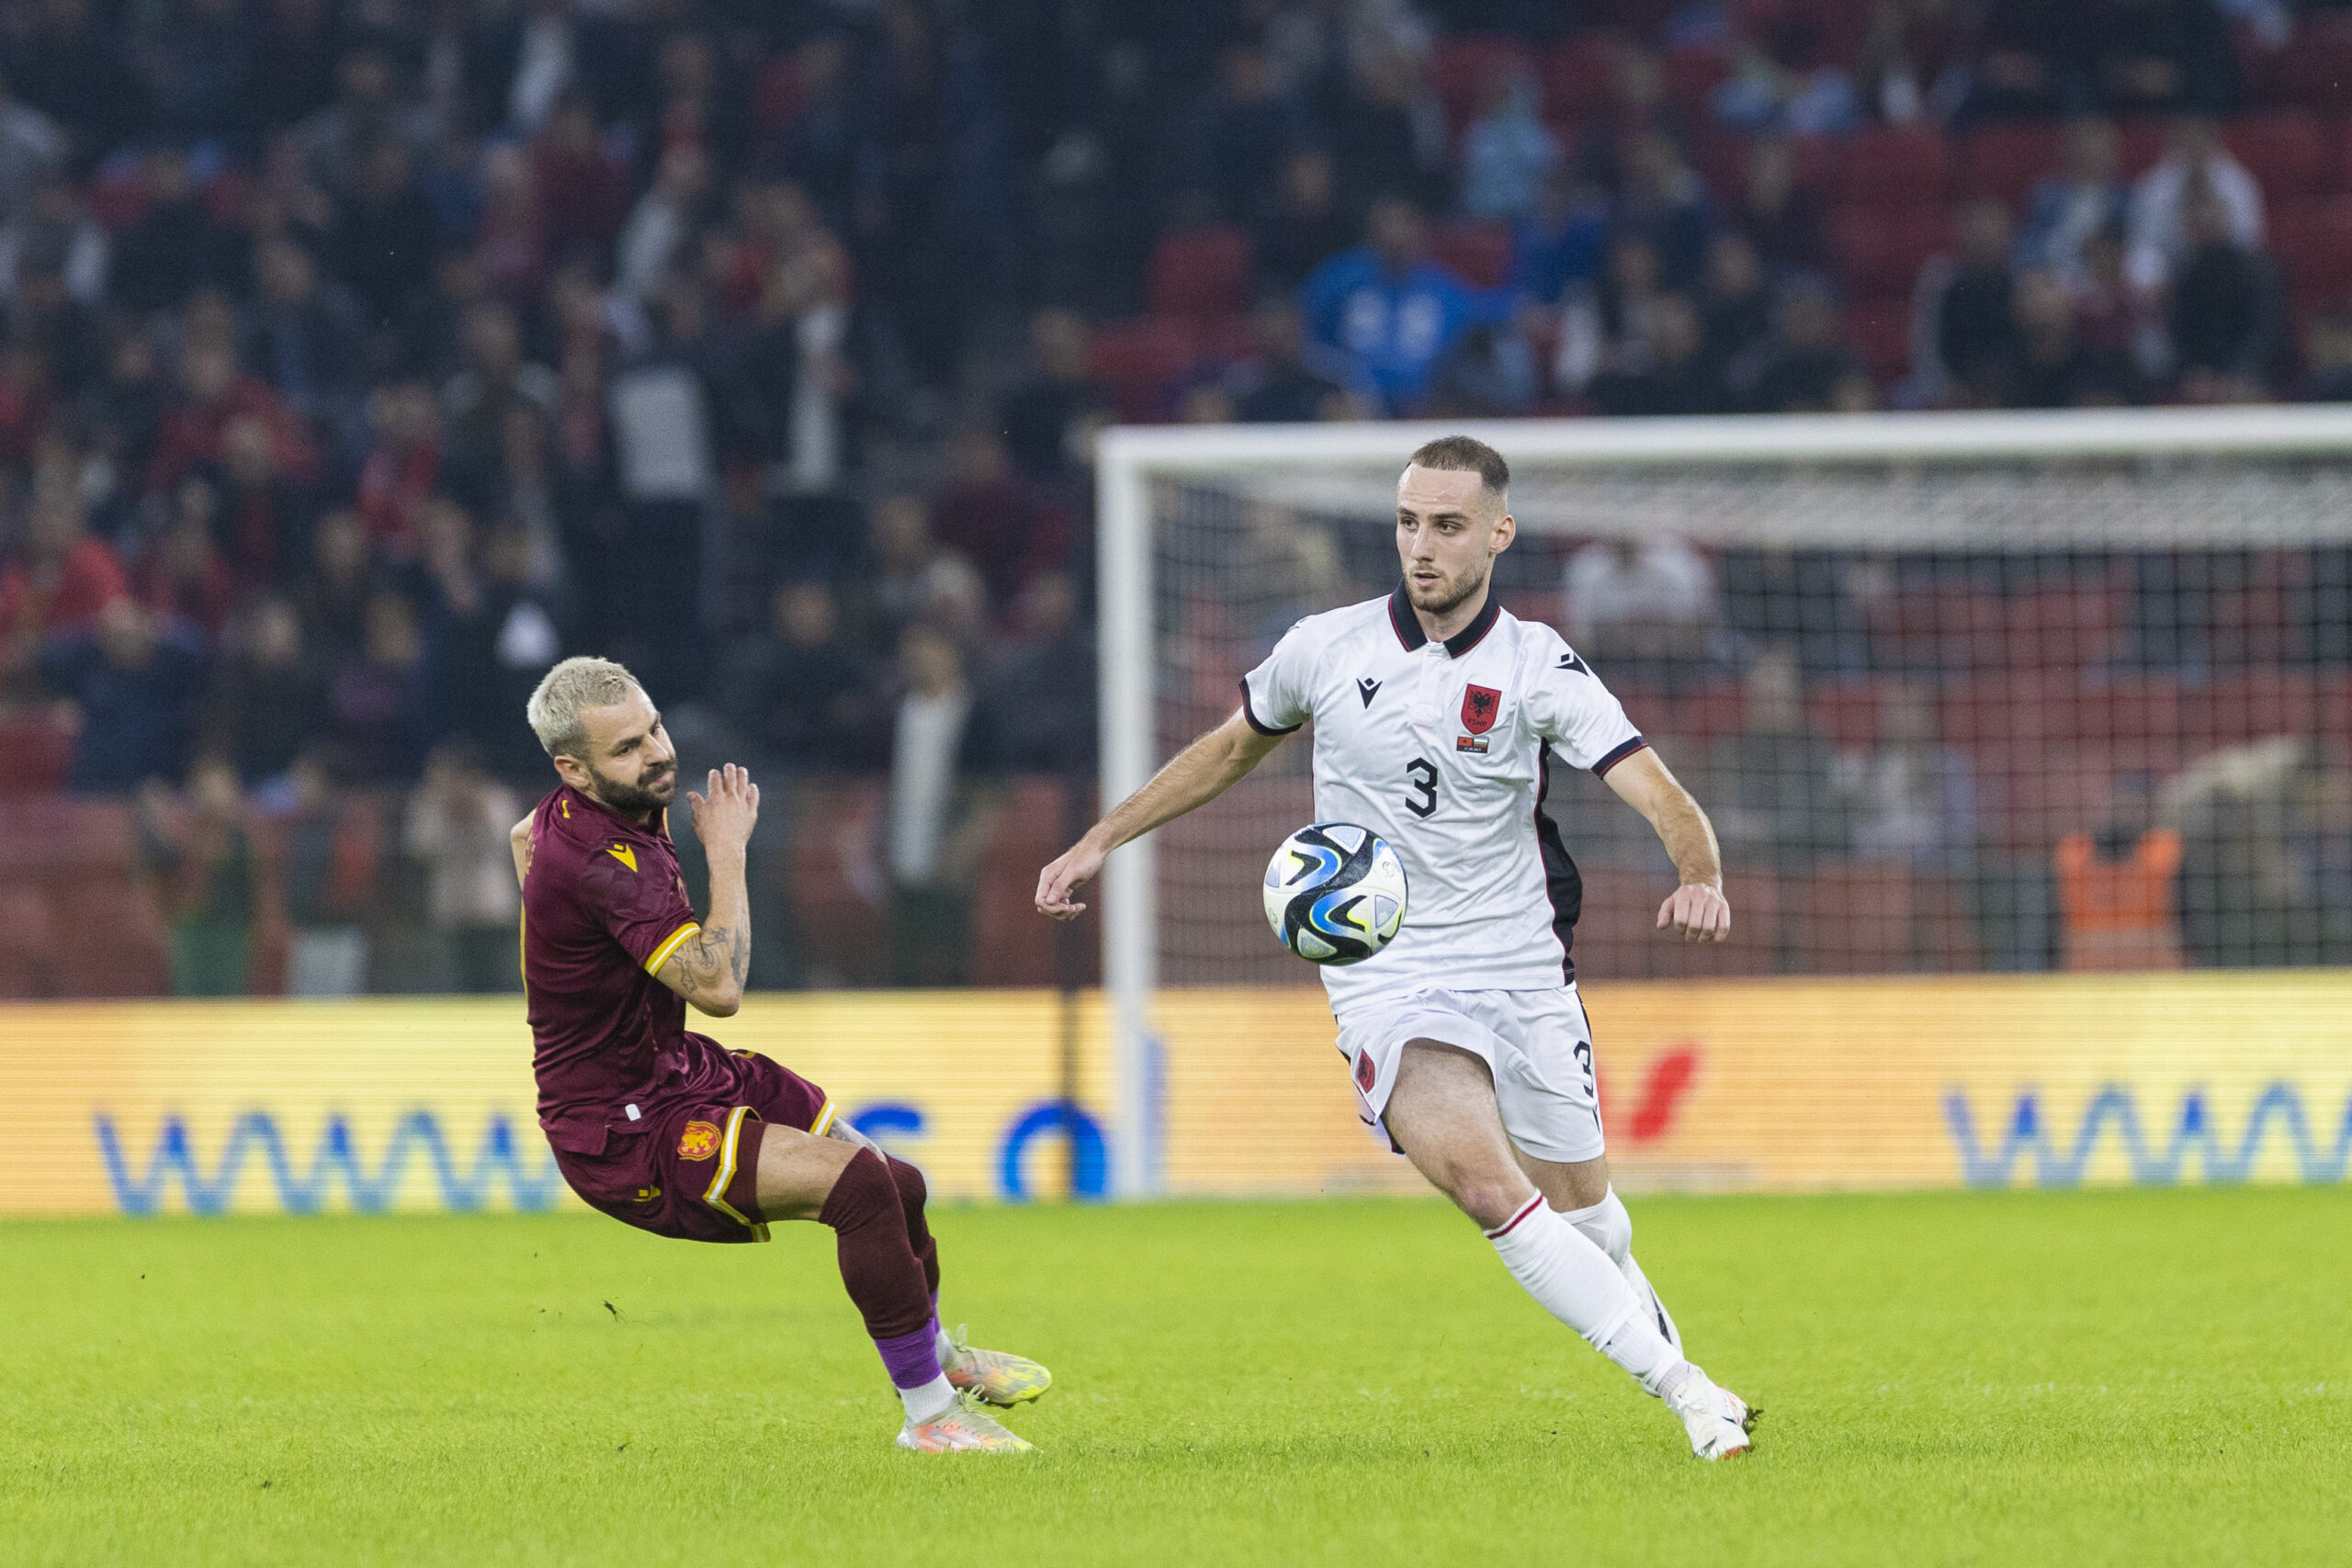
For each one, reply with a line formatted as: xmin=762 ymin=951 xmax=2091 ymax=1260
xmin=526 ymin=656 xmax=642 ymax=759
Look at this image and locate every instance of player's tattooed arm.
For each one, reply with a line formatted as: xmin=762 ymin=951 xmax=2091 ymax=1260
xmin=1602 ymin=747 xmax=1732 ymax=944
xmin=660 ymin=922 xmax=750 ymax=1013
xmin=654 ymin=764 xmax=760 ymax=1015
xmin=1037 ymin=707 xmax=1285 ymax=919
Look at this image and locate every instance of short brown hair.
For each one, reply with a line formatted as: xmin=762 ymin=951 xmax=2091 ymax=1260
xmin=1408 ymin=434 xmax=1510 ymax=495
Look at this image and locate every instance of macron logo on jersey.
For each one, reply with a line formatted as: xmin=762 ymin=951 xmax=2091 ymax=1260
xmin=1357 ymin=677 xmax=1382 ymax=707
xmin=606 ymin=844 xmax=639 ymax=872
xmin=1557 ymin=650 xmax=1592 ymax=677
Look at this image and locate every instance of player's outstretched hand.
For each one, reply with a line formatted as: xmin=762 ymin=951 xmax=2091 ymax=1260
xmin=1657 ymin=882 xmax=1731 ymax=943
xmin=1035 ymin=839 xmax=1105 ymax=921
xmin=686 ymin=763 xmax=761 ymax=856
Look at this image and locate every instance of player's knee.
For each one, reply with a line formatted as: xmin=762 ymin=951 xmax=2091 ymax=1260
xmin=1569 ymin=1188 xmax=1632 ymax=1266
xmin=1449 ymin=1170 xmax=1534 ymax=1233
xmin=816 ymin=1147 xmax=907 ymax=1237
xmin=886 ymin=1154 xmax=928 ymax=1217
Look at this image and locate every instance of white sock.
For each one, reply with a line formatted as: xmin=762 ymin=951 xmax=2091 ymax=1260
xmin=934 ymin=1323 xmax=958 ymax=1368
xmin=1562 ymin=1187 xmax=1680 ymax=1352
xmin=1487 ymin=1194 xmax=1687 ymax=1394
xmin=899 ymin=1374 xmax=956 ymax=1424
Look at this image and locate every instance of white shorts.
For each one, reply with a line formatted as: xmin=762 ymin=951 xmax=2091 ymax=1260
xmin=1335 ymin=987 xmax=1606 ymax=1166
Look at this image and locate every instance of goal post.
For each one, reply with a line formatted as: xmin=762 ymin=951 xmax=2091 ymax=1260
xmin=1094 ymin=406 xmax=2352 ymax=1198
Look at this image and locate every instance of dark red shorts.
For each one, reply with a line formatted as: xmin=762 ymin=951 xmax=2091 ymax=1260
xmin=550 ymin=1051 xmax=833 ymax=1244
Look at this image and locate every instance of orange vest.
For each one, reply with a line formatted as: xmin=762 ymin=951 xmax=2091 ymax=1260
xmin=2055 ymin=829 xmax=2185 ymax=971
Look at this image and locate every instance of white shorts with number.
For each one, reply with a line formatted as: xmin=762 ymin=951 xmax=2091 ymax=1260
xmin=1335 ymin=986 xmax=1605 ymax=1166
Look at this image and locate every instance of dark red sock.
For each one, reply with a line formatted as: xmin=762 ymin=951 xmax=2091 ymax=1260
xmin=887 ymin=1156 xmax=941 ymax=1301
xmin=817 ymin=1148 xmax=931 ymax=1343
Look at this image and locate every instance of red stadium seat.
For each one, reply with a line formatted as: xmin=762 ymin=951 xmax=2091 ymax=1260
xmin=0 ymin=885 xmax=53 ymax=998
xmin=1657 ymin=45 xmax=1730 ymax=117
xmin=1430 ymin=219 xmax=1513 ymax=289
xmin=1831 ymin=207 xmax=1950 ymax=299
xmin=0 ymin=708 xmax=73 ymax=795
xmin=1088 ymin=318 xmax=1198 ymax=423
xmin=2225 ymin=109 xmax=2327 ymax=200
xmin=1844 ymin=296 xmax=1914 ymax=385
xmin=1959 ymin=122 xmax=2063 ymax=207
xmin=1538 ymin=35 xmax=1623 ymax=126
xmin=2273 ymin=17 xmax=2352 ymax=113
xmin=1147 ymin=225 xmax=1253 ymax=320
xmin=1430 ymin=36 xmax=1534 ymax=135
xmin=1834 ymin=127 xmax=1951 ymax=207
xmin=2115 ymin=118 xmax=2169 ymax=178
xmin=970 ymin=777 xmax=1096 ymax=988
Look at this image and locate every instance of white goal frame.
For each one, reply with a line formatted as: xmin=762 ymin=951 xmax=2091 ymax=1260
xmin=1092 ymin=405 xmax=2352 ymax=1197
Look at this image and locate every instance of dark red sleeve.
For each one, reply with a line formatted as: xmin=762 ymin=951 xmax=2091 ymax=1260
xmin=578 ymin=846 xmax=701 ymax=974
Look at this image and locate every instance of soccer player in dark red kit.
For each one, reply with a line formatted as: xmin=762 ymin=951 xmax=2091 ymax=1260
xmin=511 ymin=656 xmax=1049 ymax=1452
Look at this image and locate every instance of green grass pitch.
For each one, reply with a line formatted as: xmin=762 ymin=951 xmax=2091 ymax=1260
xmin=3 ymin=1188 xmax=2345 ymax=1566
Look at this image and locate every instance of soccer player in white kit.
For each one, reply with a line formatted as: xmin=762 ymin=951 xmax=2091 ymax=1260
xmin=1036 ymin=434 xmax=1757 ymax=1460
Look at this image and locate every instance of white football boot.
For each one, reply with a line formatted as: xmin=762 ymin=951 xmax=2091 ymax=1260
xmin=1663 ymin=1367 xmax=1758 ymax=1461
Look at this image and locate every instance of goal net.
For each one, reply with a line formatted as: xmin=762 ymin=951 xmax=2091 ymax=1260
xmin=1094 ymin=408 xmax=2352 ymax=1191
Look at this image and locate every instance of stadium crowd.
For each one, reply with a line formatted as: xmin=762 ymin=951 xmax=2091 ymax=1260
xmin=3 ymin=0 xmax=2352 ymax=998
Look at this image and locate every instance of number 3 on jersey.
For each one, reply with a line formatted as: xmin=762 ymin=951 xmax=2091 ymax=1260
xmin=1404 ymin=757 xmax=1438 ymax=818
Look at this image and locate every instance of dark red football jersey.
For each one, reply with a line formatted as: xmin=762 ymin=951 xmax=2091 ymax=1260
xmin=523 ymin=783 xmax=729 ymax=1155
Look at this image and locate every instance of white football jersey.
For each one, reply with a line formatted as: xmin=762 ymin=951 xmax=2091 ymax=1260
xmin=1241 ymin=584 xmax=1647 ymax=1011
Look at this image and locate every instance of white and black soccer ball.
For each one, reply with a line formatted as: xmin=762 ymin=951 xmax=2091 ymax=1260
xmin=1261 ymin=822 xmax=1408 ymax=965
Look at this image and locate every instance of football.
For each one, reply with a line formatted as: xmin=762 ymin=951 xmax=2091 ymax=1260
xmin=1261 ymin=823 xmax=1409 ymax=965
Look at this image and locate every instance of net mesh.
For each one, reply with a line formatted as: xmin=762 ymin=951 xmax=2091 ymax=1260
xmin=1148 ymin=451 xmax=2352 ymax=985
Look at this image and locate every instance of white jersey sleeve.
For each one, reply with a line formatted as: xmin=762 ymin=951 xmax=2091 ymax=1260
xmin=1520 ymin=632 xmax=1647 ymax=774
xmin=1239 ymin=619 xmax=1317 ymax=736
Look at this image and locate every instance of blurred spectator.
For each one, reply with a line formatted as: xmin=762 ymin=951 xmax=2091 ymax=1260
xmin=296 ymin=509 xmax=379 ymax=667
xmin=998 ymin=309 xmax=1113 ymax=486
xmin=109 ymin=149 xmax=233 ymax=316
xmin=0 ymin=176 xmax=108 ymax=309
xmin=1613 ymin=131 xmax=1713 ymax=288
xmin=2016 ymin=118 xmax=2130 ymax=286
xmin=2169 ymin=184 xmax=2285 ymax=400
xmin=722 ymin=580 xmax=874 ymax=773
xmin=1227 ymin=294 xmax=1372 ymax=423
xmin=1721 ymin=547 xmax=1865 ymax=676
xmin=1302 ymin=197 xmax=1497 ymax=411
xmin=1509 ymin=167 xmax=1610 ymax=309
xmin=1726 ymin=138 xmax=1826 ymax=276
xmin=202 ymin=595 xmax=324 ymax=785
xmin=2085 ymin=0 xmax=2237 ymax=117
xmin=9 ymin=247 xmax=102 ymax=398
xmin=2167 ymin=737 xmax=2352 ymax=966
xmin=617 ymin=143 xmax=712 ymax=303
xmin=326 ymin=590 xmax=425 ymax=783
xmin=442 ymin=301 xmax=559 ymax=510
xmin=0 ymin=69 xmax=63 ymax=221
xmin=1256 ymin=148 xmax=1357 ymax=295
xmin=1563 ymin=532 xmax=1723 ymax=687
xmin=40 ymin=595 xmax=208 ymax=792
xmin=930 ymin=429 xmax=1065 ymax=607
xmin=0 ymin=487 xmax=126 ymax=656
xmin=1736 ymin=276 xmax=1872 ymax=412
xmin=988 ymin=571 xmax=1095 ymax=775
xmin=1327 ymin=47 xmax=1444 ymax=215
xmin=216 ymin=413 xmax=316 ymax=590
xmin=1855 ymin=0 xmax=1973 ymax=125
xmin=1556 ymin=233 xmax=1668 ymax=397
xmin=2009 ymin=269 xmax=2142 ymax=407
xmin=329 ymin=137 xmax=443 ymax=331
xmin=131 ymin=479 xmax=236 ymax=637
xmin=1423 ymin=318 xmax=1538 ymax=416
xmin=264 ymin=750 xmax=371 ymax=996
xmin=886 ymin=622 xmax=1004 ymax=987
xmin=1835 ymin=683 xmax=1976 ymax=871
xmin=137 ymin=756 xmax=256 ymax=996
xmin=356 ymin=381 xmax=444 ymax=552
xmin=243 ymin=236 xmax=368 ymax=439
xmin=403 ymin=740 xmax=521 ymax=993
xmin=1711 ymin=26 xmax=1860 ymax=138
xmin=1182 ymin=43 xmax=1308 ymax=222
xmin=1699 ymin=231 xmax=1774 ymax=369
xmin=1586 ymin=291 xmax=1730 ymax=416
xmin=2055 ymin=772 xmax=2186 ymax=970
xmin=1458 ymin=67 xmax=1557 ymax=221
xmin=603 ymin=279 xmax=718 ymax=696
xmin=535 ymin=89 xmax=631 ymax=256
xmin=1918 ymin=198 xmax=2020 ymax=407
xmin=145 ymin=339 xmax=316 ymax=502
xmin=1709 ymin=644 xmax=1849 ymax=871
xmin=1964 ymin=0 xmax=2074 ymax=118
xmin=2126 ymin=116 xmax=2262 ymax=294
xmin=2300 ymin=308 xmax=2352 ymax=402
xmin=863 ymin=491 xmax=986 ymax=653
xmin=9 ymin=0 xmax=150 ymax=156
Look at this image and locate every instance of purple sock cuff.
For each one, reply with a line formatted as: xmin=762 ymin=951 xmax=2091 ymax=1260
xmin=876 ymin=1325 xmax=942 ymax=1391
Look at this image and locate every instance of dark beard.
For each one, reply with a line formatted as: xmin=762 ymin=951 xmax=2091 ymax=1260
xmin=585 ymin=761 xmax=674 ymax=818
xmin=1408 ymin=565 xmax=1489 ymax=621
